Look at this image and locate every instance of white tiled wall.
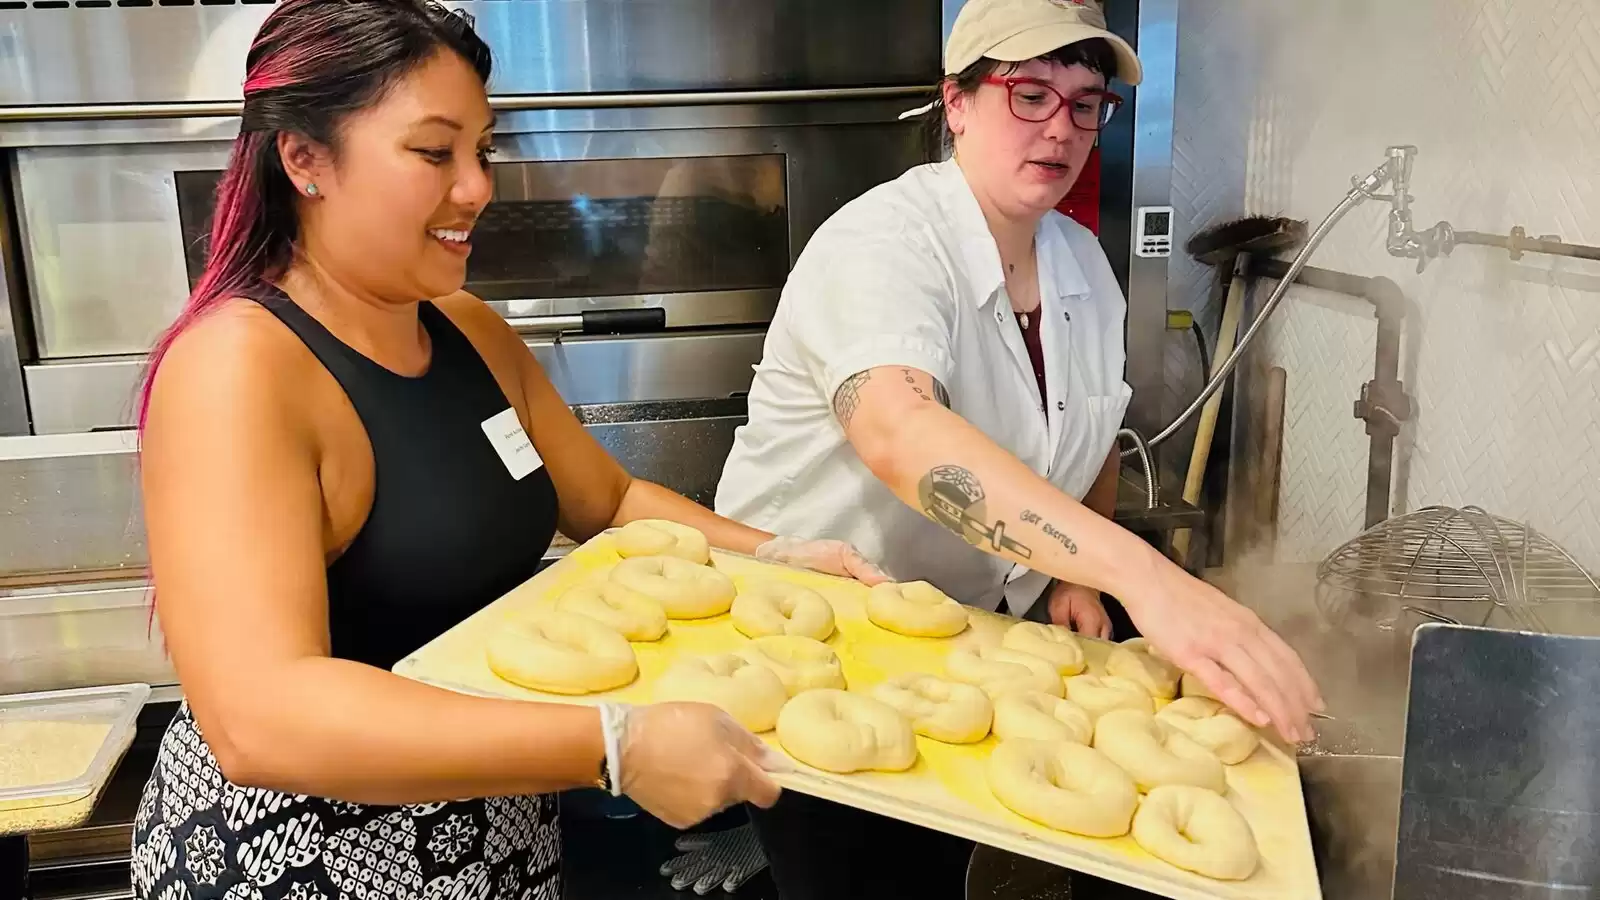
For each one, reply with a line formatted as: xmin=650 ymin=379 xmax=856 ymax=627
xmin=1167 ymin=0 xmax=1600 ymax=571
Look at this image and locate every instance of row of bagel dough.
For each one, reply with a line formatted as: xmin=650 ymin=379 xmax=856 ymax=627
xmin=803 ymin=590 xmax=1262 ymax=884
xmin=483 ymin=520 xmax=1260 ymax=882
xmin=486 ymin=519 xmax=841 ymax=695
xmin=860 ymin=577 xmax=1260 ymax=883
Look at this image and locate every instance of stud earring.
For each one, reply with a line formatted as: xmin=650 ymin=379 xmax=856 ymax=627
xmin=305 ymin=183 xmax=319 ymax=197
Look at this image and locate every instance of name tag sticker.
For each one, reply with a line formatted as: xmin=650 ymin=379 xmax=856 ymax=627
xmin=480 ymin=407 xmax=543 ymax=481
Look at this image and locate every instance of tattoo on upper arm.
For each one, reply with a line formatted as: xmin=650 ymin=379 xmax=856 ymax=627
xmin=898 ymin=368 xmax=952 ymax=409
xmin=833 ymin=370 xmax=871 ymax=427
xmin=917 ymin=464 xmax=1033 ymax=559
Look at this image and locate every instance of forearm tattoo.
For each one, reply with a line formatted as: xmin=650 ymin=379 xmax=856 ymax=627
xmin=1020 ymin=509 xmax=1078 ymax=554
xmin=833 ymin=370 xmax=871 ymax=427
xmin=916 ymin=466 xmax=1081 ymax=558
xmin=917 ymin=464 xmax=1033 ymax=559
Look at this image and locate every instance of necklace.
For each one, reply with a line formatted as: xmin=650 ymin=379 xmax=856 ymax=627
xmin=1019 ymin=310 xmax=1030 ymax=330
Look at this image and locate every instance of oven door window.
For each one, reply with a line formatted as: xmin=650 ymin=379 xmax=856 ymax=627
xmin=476 ymin=154 xmax=788 ymax=301
xmin=177 ymin=153 xmax=789 ymax=309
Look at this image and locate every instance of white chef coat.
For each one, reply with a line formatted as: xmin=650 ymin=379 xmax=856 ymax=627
xmin=715 ymin=159 xmax=1131 ymax=615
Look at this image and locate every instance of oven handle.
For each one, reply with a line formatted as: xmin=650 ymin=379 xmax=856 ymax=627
xmin=506 ymin=308 xmax=667 ymax=337
xmin=0 ymin=86 xmax=931 ymax=124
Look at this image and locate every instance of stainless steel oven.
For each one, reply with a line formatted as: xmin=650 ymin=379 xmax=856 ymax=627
xmin=1 ymin=0 xmax=939 ymax=431
xmin=12 ymin=100 xmax=927 ymax=433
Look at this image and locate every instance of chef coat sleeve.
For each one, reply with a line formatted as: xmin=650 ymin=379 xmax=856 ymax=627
xmin=785 ymin=230 xmax=959 ymax=407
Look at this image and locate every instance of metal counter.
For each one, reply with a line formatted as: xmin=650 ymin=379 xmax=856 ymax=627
xmin=1114 ymin=476 xmax=1203 ymax=535
xmin=573 ymin=397 xmax=750 ymax=509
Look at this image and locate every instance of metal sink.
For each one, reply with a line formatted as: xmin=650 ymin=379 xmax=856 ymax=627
xmin=1298 ymin=751 xmax=1402 ymax=900
xmin=1196 ymin=563 xmax=1411 ymax=898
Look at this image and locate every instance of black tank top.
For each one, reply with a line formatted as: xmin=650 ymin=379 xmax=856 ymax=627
xmin=257 ymin=287 xmax=560 ymax=669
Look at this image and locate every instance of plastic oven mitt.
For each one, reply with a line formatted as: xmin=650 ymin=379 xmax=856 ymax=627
xmin=658 ymin=823 xmax=769 ymax=895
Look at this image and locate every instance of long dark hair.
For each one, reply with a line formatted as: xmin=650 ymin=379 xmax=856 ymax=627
xmin=925 ymin=38 xmax=1120 ymax=157
xmin=136 ymin=0 xmax=492 ymax=432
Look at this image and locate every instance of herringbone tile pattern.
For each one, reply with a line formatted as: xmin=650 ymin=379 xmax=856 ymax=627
xmin=1168 ymin=0 xmax=1600 ymax=573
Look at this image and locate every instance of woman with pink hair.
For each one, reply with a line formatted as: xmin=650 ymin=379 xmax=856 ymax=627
xmin=129 ymin=2 xmax=880 ymax=897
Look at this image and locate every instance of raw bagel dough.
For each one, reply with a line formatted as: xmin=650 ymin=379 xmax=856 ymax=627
xmin=553 ymin=581 xmax=667 ymax=641
xmin=1093 ymin=709 xmax=1227 ymax=793
xmin=1065 ymin=674 xmax=1155 ymax=719
xmin=731 ymin=581 xmax=836 ymax=641
xmin=987 ymin=739 xmax=1139 ymax=838
xmin=1180 ymin=671 xmax=1218 ymax=701
xmin=1157 ymin=697 xmax=1260 ymax=764
xmin=613 ymin=519 xmax=712 ymax=564
xmin=1000 ymin=622 xmax=1087 ymax=675
xmin=1106 ymin=641 xmax=1181 ymax=700
xmin=486 ymin=610 xmax=637 ymax=695
xmin=1122 ymin=637 xmax=1163 ymax=656
xmin=866 ymin=581 xmax=969 ymax=638
xmin=653 ymin=653 xmax=789 ymax=733
xmin=871 ymin=674 xmax=993 ymax=743
xmin=992 ymin=691 xmax=1094 ymax=745
xmin=1133 ymin=785 xmax=1260 ymax=881
xmin=737 ymin=636 xmax=847 ymax=695
xmin=610 ymin=556 xmax=736 ymax=619
xmin=946 ymin=645 xmax=1064 ymax=699
xmin=776 ymin=689 xmax=917 ymax=773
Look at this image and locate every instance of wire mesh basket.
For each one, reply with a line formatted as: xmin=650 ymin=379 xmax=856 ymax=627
xmin=1315 ymin=505 xmax=1600 ymax=634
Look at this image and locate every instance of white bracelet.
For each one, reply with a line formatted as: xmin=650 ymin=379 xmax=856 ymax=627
xmin=596 ymin=702 xmax=631 ymax=797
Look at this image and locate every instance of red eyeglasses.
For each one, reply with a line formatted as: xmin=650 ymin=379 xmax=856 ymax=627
xmin=981 ymin=76 xmax=1124 ymax=131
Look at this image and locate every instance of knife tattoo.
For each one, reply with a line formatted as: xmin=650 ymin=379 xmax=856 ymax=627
xmin=917 ymin=465 xmax=1033 ymax=558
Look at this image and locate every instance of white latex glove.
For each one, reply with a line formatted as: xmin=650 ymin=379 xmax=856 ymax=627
xmin=659 ymin=824 xmax=769 ymax=894
xmin=615 ymin=701 xmax=793 ymax=829
xmin=754 ymin=535 xmax=890 ymax=585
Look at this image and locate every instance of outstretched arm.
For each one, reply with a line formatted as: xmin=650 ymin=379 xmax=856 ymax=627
xmin=836 ymin=365 xmax=1322 ymax=742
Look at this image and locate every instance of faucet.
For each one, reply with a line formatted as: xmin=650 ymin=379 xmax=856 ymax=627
xmin=1357 ymin=146 xmax=1455 ymax=273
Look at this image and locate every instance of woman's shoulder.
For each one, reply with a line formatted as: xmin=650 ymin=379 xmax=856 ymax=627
xmin=159 ymin=297 xmax=317 ymax=385
xmin=428 ymin=290 xmax=529 ymax=370
xmin=148 ymin=297 xmax=327 ymax=436
xmin=430 ymin=289 xmax=503 ymax=334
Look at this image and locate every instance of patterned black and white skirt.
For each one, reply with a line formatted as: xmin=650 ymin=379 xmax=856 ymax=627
xmin=130 ymin=704 xmax=560 ymax=900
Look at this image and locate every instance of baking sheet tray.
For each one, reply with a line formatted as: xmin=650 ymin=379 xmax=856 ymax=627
xmin=394 ymin=533 xmax=1320 ymax=900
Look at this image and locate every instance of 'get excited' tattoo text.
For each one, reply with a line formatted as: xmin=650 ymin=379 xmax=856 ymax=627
xmin=1020 ymin=509 xmax=1078 ymax=554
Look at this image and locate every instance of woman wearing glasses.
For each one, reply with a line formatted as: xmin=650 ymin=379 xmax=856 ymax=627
xmin=713 ymin=1 xmax=1323 ymax=897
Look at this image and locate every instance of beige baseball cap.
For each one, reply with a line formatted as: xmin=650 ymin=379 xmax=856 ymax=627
xmin=945 ymin=0 xmax=1143 ymax=85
